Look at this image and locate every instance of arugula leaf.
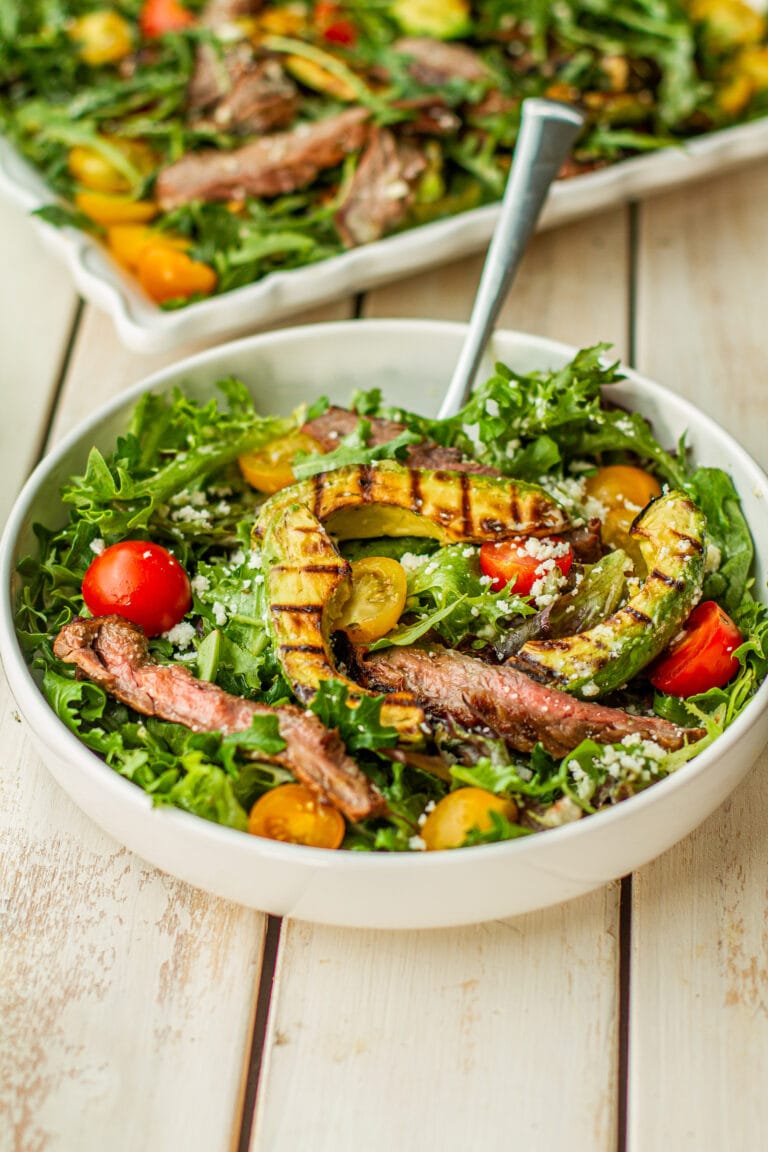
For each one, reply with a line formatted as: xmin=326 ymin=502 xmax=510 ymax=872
xmin=309 ymin=679 xmax=400 ymax=751
xmin=62 ymin=384 xmax=292 ymax=536
xmin=400 ymin=544 xmax=534 ymax=647
xmin=291 ymin=419 xmax=420 ymax=481
xmin=687 ymin=466 xmax=753 ymax=613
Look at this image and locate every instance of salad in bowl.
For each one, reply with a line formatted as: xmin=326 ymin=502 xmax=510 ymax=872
xmin=11 ymin=328 xmax=768 ymax=864
xmin=6 ymin=317 xmax=768 ymax=926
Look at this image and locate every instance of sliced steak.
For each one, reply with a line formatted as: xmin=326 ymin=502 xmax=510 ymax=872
xmin=189 ymin=46 xmax=299 ymax=135
xmin=335 ymin=127 xmax=427 ymax=248
xmin=303 ymin=404 xmax=410 ymax=450
xmin=391 ymin=95 xmax=461 ymax=137
xmin=302 ymin=405 xmax=500 ymax=475
xmin=156 ymin=107 xmax=370 ymax=208
xmin=393 ymin=37 xmax=490 ymax=86
xmin=201 ymin=0 xmax=263 ymax=25
xmin=356 ymin=645 xmax=703 ymax=757
xmin=54 ymin=616 xmax=384 ymax=822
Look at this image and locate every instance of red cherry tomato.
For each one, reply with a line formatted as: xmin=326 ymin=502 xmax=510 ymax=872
xmin=479 ymin=536 xmax=574 ymax=596
xmin=140 ymin=0 xmax=195 ymax=38
xmin=323 ymin=19 xmax=357 ymax=44
xmin=82 ymin=541 xmax=192 ymax=637
xmin=648 ymin=600 xmax=743 ymax=697
xmin=314 ymin=2 xmax=357 ymax=44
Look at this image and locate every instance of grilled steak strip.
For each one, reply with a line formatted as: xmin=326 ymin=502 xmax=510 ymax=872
xmin=335 ymin=126 xmax=427 ymax=248
xmin=189 ymin=46 xmax=299 ymax=135
xmin=54 ymin=616 xmax=384 ymax=822
xmin=156 ymin=107 xmax=371 ymax=209
xmin=302 ymin=405 xmax=500 ymax=476
xmin=356 ymin=645 xmax=703 ymax=757
xmin=393 ymin=38 xmax=491 ymax=86
xmin=201 ymin=0 xmax=263 ymax=24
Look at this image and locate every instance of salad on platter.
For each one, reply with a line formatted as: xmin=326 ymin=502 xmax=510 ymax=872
xmin=14 ymin=345 xmax=768 ymax=852
xmin=3 ymin=0 xmax=768 ymax=309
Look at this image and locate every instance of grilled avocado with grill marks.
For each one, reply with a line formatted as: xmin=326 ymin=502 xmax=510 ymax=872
xmin=510 ymin=491 xmax=707 ymax=699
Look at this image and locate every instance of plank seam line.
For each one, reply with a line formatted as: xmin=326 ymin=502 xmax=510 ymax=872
xmin=34 ymin=297 xmax=84 ymax=462
xmin=237 ymin=915 xmax=283 ymax=1152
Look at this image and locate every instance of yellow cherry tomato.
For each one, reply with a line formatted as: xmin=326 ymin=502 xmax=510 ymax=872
xmin=69 ymin=11 xmax=133 ymax=66
xmin=585 ymin=465 xmax=661 ymax=568
xmin=248 ymin=783 xmax=345 ymax=848
xmin=238 ymin=432 xmax=321 ymax=494
xmin=68 ymin=139 xmax=156 ymax=195
xmin=136 ymin=245 xmax=217 ymax=303
xmin=334 ymin=556 xmax=408 ymax=645
xmin=106 ymin=225 xmax=189 ymax=272
xmin=420 ymin=788 xmax=518 ymax=851
xmin=258 ymin=7 xmax=307 ymax=36
xmin=688 ymin=0 xmax=765 ymax=51
xmin=75 ymin=191 xmax=158 ymax=225
xmin=584 ymin=464 xmax=662 ymax=515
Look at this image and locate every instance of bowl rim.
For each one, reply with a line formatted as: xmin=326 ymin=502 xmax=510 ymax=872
xmin=3 ymin=317 xmax=768 ymax=875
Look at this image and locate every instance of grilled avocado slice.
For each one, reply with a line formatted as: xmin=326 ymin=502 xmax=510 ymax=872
xmin=256 ymin=460 xmax=568 ymax=544
xmin=255 ymin=462 xmax=569 ymax=741
xmin=511 ymin=491 xmax=706 ymax=699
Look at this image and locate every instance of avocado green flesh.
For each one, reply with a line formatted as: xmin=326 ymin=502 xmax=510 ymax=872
xmin=512 ymin=491 xmax=707 ymax=699
xmin=496 ymin=548 xmax=631 ymax=659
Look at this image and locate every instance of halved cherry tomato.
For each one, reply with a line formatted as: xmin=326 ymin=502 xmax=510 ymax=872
xmin=82 ymin=541 xmax=192 ymax=637
xmin=238 ymin=432 xmax=321 ymax=494
xmin=584 ymin=464 xmax=662 ymax=513
xmin=314 ymin=2 xmax=357 ymax=44
xmin=479 ymin=536 xmax=573 ymax=596
xmin=248 ymin=783 xmax=345 ymax=848
xmin=106 ymin=225 xmax=189 ymax=272
xmin=140 ymin=0 xmax=196 ymax=38
xmin=323 ymin=19 xmax=357 ymax=45
xmin=75 ymin=192 xmax=158 ymax=225
xmin=69 ymin=12 xmax=133 ymax=66
xmin=136 ymin=245 xmax=217 ymax=303
xmin=420 ymin=788 xmax=518 ymax=851
xmin=648 ymin=600 xmax=743 ymax=697
xmin=334 ymin=556 xmax=408 ymax=645
xmin=585 ymin=464 xmax=662 ymax=561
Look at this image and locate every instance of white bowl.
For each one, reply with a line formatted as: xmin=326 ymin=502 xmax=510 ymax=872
xmin=3 ymin=320 xmax=768 ymax=929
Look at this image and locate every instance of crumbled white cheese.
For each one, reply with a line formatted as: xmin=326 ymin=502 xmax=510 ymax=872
xmin=89 ymin=538 xmax=105 ymax=555
xmin=704 ymin=543 xmax=722 ymax=575
xmin=409 ymin=835 xmax=427 ymax=851
xmin=399 ymin=551 xmax=428 ymax=573
xmin=212 ymin=601 xmax=228 ymax=627
xmin=191 ymin=574 xmax=211 ymax=596
xmin=163 ymin=621 xmax=196 ymax=649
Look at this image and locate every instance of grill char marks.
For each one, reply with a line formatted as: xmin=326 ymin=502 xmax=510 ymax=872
xmin=357 ymin=645 xmax=704 ymax=757
xmin=53 ymin=615 xmax=385 ymax=822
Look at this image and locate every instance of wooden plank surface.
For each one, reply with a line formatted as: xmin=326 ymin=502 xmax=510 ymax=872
xmin=251 ymin=209 xmax=630 ymax=1152
xmin=0 ymin=227 xmax=355 ymax=1152
xmin=630 ymin=160 xmax=768 ymax=1149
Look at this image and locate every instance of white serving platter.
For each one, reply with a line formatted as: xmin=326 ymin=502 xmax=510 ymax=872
xmin=3 ymin=116 xmax=768 ymax=352
xmin=3 ymin=319 xmax=768 ymax=929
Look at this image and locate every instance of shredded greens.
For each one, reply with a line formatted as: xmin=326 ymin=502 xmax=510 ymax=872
xmin=15 ymin=345 xmax=768 ymax=850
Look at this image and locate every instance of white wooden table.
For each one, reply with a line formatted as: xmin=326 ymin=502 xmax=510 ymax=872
xmin=3 ymin=166 xmax=768 ymax=1152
